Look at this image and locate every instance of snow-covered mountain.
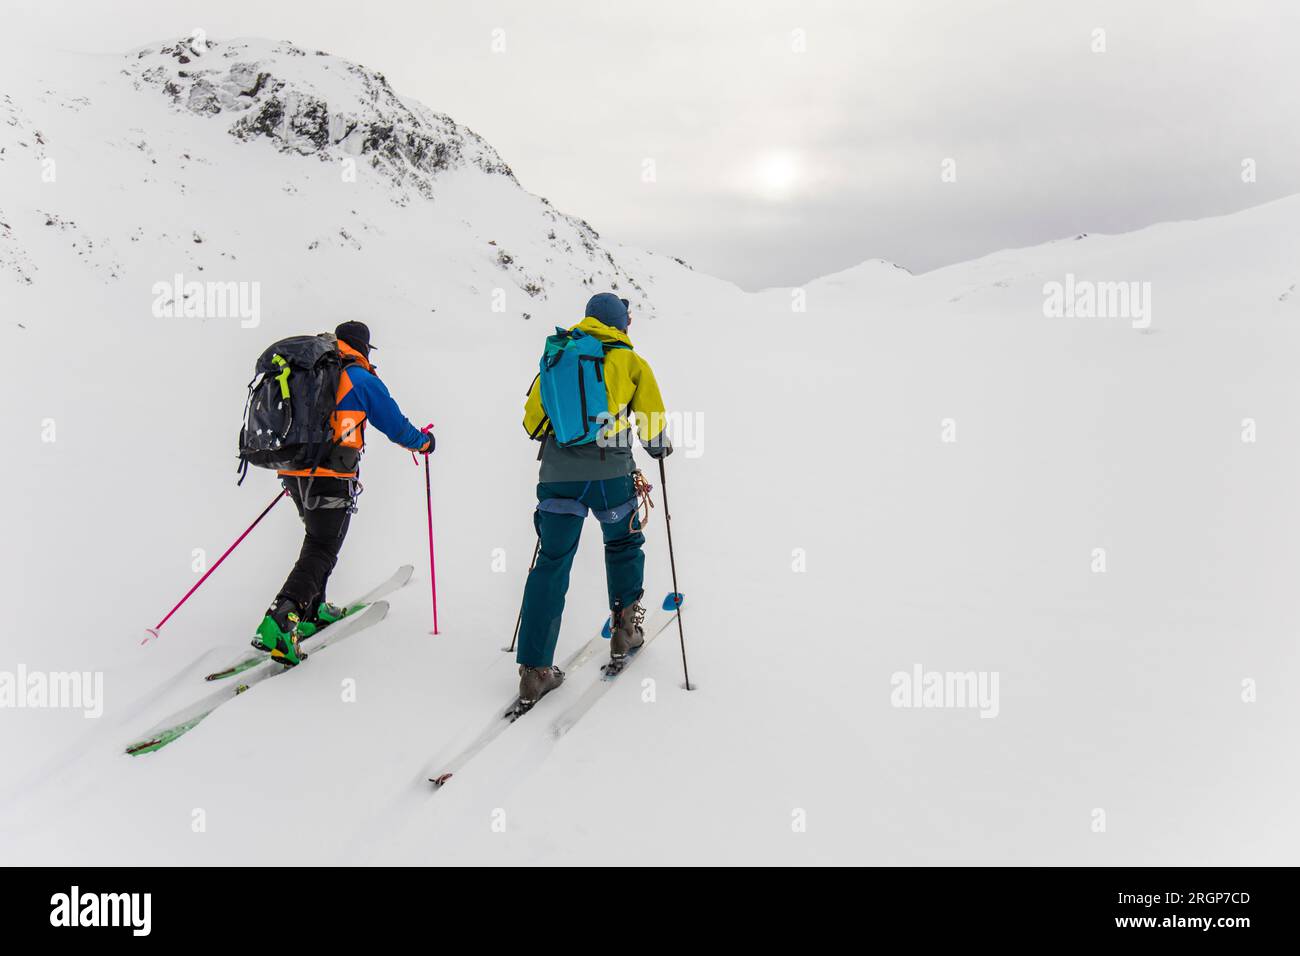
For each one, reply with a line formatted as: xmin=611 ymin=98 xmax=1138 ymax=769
xmin=3 ymin=37 xmax=1299 ymax=866
xmin=1 ymin=35 xmax=662 ymax=312
xmin=131 ymin=36 xmax=515 ymax=187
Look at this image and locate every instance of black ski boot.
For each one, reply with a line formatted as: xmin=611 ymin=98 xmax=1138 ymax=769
xmin=518 ymin=665 xmax=565 ymax=708
xmin=609 ymin=601 xmax=646 ymax=661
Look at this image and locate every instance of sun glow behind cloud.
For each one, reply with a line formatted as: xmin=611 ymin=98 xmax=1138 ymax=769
xmin=750 ymin=151 xmax=802 ymax=200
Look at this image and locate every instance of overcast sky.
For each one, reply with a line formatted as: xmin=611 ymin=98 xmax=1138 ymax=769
xmin=6 ymin=0 xmax=1299 ymax=289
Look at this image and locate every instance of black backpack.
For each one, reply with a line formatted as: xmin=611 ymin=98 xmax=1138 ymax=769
xmin=236 ymin=333 xmax=353 ymax=483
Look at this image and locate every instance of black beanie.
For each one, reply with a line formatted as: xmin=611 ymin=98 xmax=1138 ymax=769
xmin=335 ymin=321 xmax=375 ymax=357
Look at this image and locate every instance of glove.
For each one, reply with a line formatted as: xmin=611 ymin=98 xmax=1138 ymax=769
xmin=419 ymin=435 xmax=435 ymax=455
xmin=644 ymin=438 xmax=673 ymax=460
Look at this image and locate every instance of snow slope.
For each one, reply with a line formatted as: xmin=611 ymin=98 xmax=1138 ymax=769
xmin=2 ymin=36 xmax=1299 ymax=865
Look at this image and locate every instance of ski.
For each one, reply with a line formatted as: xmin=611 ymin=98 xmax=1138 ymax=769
xmin=125 ymin=600 xmax=390 ymax=756
xmin=204 ymin=564 xmax=413 ymax=681
xmin=550 ymin=593 xmax=684 ymax=740
xmin=428 ymin=592 xmax=683 ymax=789
xmin=428 ymin=628 xmax=606 ymax=788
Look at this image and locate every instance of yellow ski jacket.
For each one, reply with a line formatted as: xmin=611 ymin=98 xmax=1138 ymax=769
xmin=523 ymin=317 xmax=670 ymax=480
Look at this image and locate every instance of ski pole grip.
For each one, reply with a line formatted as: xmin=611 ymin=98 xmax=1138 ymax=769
xmin=412 ymin=423 xmax=435 ymax=464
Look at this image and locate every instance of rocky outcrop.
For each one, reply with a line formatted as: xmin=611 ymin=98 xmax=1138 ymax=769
xmin=129 ymin=36 xmax=515 ymax=201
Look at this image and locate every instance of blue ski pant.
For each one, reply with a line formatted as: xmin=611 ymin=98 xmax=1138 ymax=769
xmin=516 ymin=476 xmax=645 ymax=668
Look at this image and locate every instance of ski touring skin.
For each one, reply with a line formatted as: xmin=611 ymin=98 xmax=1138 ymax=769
xmin=550 ymin=592 xmax=683 ymax=740
xmin=204 ymin=565 xmax=413 ymax=681
xmin=429 ymin=592 xmax=684 ymax=789
xmin=125 ymin=600 xmax=390 ymax=756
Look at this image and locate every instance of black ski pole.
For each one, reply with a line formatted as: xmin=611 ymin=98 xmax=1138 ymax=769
xmin=658 ymin=457 xmax=692 ymax=690
xmin=506 ymin=535 xmax=541 ymax=653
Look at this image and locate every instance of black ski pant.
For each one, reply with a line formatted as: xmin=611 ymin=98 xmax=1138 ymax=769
xmin=276 ymin=476 xmax=354 ymax=614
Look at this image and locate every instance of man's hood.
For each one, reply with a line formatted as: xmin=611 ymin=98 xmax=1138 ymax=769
xmin=573 ymin=316 xmax=633 ymax=347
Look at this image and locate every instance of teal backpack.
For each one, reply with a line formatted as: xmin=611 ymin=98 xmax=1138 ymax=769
xmin=532 ymin=328 xmax=629 ymax=446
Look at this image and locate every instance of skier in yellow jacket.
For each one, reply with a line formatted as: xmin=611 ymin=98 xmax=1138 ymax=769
xmin=517 ymin=292 xmax=672 ymax=705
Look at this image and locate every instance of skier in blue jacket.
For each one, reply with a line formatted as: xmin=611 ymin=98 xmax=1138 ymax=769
xmin=254 ymin=321 xmax=432 ymax=665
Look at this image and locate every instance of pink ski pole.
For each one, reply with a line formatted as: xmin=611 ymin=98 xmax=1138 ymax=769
xmin=143 ymin=489 xmax=288 ymax=643
xmin=419 ymin=423 xmax=439 ymax=634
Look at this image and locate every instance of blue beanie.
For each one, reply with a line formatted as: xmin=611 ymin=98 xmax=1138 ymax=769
xmin=585 ymin=292 xmax=629 ymax=331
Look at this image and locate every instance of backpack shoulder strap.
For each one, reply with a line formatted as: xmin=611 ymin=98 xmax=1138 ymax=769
xmin=338 ymin=351 xmax=376 ymax=382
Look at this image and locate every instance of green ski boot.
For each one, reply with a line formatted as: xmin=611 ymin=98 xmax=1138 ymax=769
xmin=297 ymin=600 xmax=348 ymax=639
xmin=253 ymin=597 xmax=307 ymax=667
